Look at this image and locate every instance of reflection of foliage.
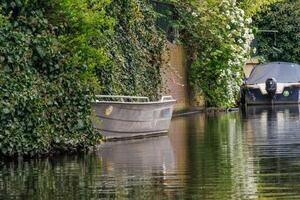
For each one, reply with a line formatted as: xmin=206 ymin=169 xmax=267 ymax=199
xmin=0 ymin=154 xmax=103 ymax=199
xmin=254 ymin=0 xmax=300 ymax=63
xmin=0 ymin=154 xmax=183 ymax=199
xmin=186 ymin=112 xmax=255 ymax=199
xmin=187 ymin=114 xmax=235 ymax=198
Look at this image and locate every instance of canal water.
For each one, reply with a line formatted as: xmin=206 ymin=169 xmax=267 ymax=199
xmin=1 ymin=105 xmax=300 ymax=199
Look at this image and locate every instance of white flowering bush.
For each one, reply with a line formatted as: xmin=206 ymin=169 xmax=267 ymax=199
xmin=177 ymin=0 xmax=254 ymax=107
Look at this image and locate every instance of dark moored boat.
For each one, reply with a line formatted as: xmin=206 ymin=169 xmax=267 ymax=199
xmin=92 ymin=95 xmax=176 ymax=140
xmin=241 ymin=62 xmax=300 ymax=105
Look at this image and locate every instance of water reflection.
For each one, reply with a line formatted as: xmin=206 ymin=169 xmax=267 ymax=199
xmin=243 ymin=105 xmax=300 ymax=145
xmin=183 ymin=113 xmax=257 ymax=199
xmin=243 ymin=105 xmax=300 ymax=199
xmin=2 ymin=106 xmax=300 ymax=199
xmin=99 ymin=136 xmax=175 ymax=175
xmin=97 ymin=136 xmax=180 ymax=199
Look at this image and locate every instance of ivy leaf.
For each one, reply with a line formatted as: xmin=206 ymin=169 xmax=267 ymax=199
xmin=36 ymin=46 xmax=45 ymax=58
xmin=77 ymin=119 xmax=84 ymax=129
xmin=3 ymin=108 xmax=10 ymax=114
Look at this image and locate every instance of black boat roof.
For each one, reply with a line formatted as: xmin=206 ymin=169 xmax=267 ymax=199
xmin=246 ymin=62 xmax=300 ymax=84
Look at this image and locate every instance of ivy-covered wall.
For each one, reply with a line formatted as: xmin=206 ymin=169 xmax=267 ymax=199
xmin=97 ymin=0 xmax=165 ymax=100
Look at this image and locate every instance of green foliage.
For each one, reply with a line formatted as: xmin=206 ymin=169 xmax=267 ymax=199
xmin=1 ymin=0 xmax=285 ymax=157
xmin=45 ymin=0 xmax=164 ymax=99
xmin=254 ymin=0 xmax=300 ymax=63
xmin=0 ymin=0 xmax=164 ymax=156
xmin=0 ymin=11 xmax=5 ymax=25
xmin=48 ymin=0 xmax=115 ymax=91
xmin=162 ymin=0 xmax=279 ymax=107
xmin=97 ymin=0 xmax=165 ymax=99
xmin=238 ymin=0 xmax=282 ymax=17
xmin=0 ymin=0 xmax=108 ymax=156
xmin=169 ymin=0 xmax=253 ymax=107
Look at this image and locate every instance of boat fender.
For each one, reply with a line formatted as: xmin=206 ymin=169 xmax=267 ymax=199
xmin=265 ymin=78 xmax=277 ymax=98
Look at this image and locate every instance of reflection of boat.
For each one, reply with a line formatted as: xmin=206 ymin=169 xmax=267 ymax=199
xmin=242 ymin=105 xmax=300 ymax=146
xmin=243 ymin=104 xmax=300 ymax=116
xmin=92 ymin=95 xmax=176 ymax=140
xmin=98 ymin=136 xmax=175 ymax=175
xmin=241 ymin=105 xmax=300 ymax=197
xmin=241 ymin=62 xmax=300 ymax=105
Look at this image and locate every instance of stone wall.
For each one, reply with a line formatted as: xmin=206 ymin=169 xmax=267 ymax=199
xmin=160 ymin=42 xmax=206 ymax=111
xmin=161 ymin=42 xmax=190 ymax=111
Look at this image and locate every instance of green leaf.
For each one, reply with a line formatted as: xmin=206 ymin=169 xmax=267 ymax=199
xmin=3 ymin=108 xmax=10 ymax=114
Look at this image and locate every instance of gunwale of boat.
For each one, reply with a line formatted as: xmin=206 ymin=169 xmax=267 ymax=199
xmin=92 ymin=95 xmax=176 ymax=105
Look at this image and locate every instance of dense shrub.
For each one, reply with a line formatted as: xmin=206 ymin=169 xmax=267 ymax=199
xmin=238 ymin=0 xmax=280 ymax=17
xmin=0 ymin=1 xmax=109 ymax=156
xmin=47 ymin=0 xmax=114 ymax=91
xmin=254 ymin=0 xmax=300 ymax=63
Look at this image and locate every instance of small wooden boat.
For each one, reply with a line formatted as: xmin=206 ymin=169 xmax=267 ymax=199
xmin=92 ymin=95 xmax=176 ymax=140
xmin=241 ymin=62 xmax=300 ymax=105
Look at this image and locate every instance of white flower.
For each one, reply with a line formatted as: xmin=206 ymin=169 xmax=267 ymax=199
xmin=246 ymin=18 xmax=253 ymax=24
xmin=253 ymin=48 xmax=257 ymax=54
xmin=192 ymin=12 xmax=198 ymax=17
xmin=240 ymin=9 xmax=245 ymax=16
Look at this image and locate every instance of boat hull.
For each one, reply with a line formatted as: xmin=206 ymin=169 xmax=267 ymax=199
xmin=242 ymin=87 xmax=300 ymax=105
xmin=92 ymin=101 xmax=176 ymax=140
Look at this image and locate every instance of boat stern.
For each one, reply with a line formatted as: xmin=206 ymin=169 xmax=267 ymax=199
xmin=242 ymin=83 xmax=300 ymax=105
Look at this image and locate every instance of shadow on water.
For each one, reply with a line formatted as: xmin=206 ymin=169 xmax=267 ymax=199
xmin=2 ymin=106 xmax=300 ymax=199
